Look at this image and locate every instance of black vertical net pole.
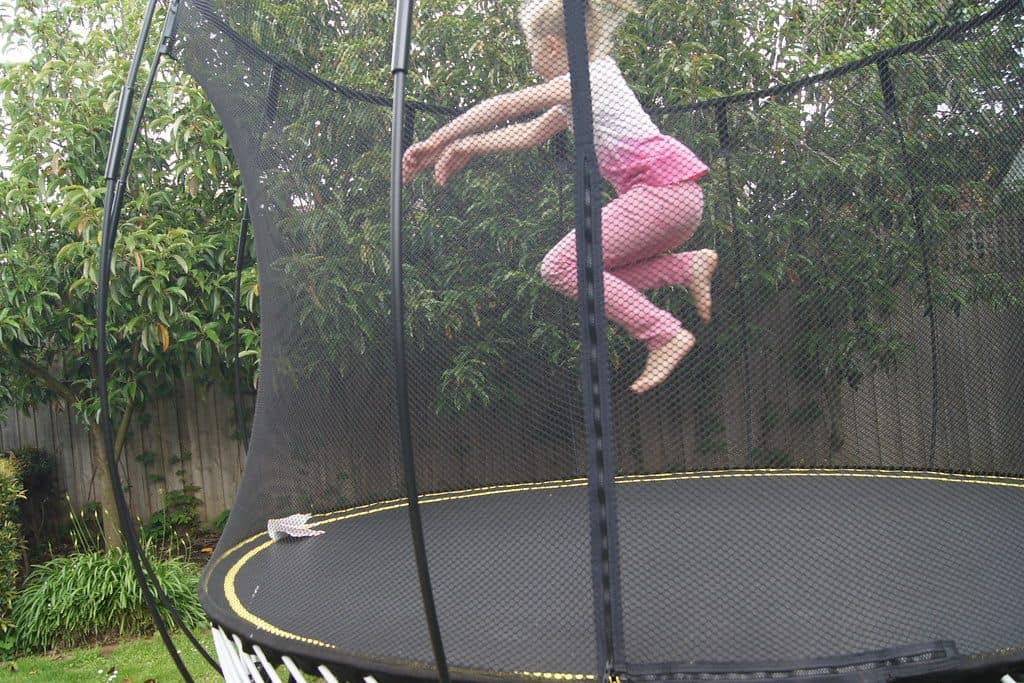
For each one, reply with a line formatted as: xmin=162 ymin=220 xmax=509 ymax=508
xmin=404 ymin=105 xmax=417 ymax=151
xmin=877 ymin=58 xmax=939 ymax=466
xmin=562 ymin=1 xmax=623 ymax=680
xmin=715 ymin=102 xmax=754 ymax=462
xmin=96 ymin=2 xmax=186 ymax=678
xmin=389 ymin=1 xmax=451 ymax=681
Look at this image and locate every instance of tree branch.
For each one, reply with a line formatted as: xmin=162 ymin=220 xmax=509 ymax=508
xmin=15 ymin=356 xmax=79 ymax=405
xmin=113 ymin=394 xmax=136 ymax=461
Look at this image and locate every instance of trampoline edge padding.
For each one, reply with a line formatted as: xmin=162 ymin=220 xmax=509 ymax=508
xmin=200 ymin=468 xmax=1024 ymax=681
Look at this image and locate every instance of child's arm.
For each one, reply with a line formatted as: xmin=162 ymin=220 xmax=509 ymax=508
xmin=434 ymin=108 xmax=568 ymax=185
xmin=404 ymin=78 xmax=571 ymax=180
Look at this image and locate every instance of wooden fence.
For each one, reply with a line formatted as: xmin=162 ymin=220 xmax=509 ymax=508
xmin=1 ymin=381 xmax=250 ymax=522
xmin=3 ymin=292 xmax=1023 ymax=524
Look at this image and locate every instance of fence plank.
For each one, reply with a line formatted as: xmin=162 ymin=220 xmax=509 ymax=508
xmin=210 ymin=389 xmax=239 ymax=518
xmin=0 ymin=409 xmax=20 ymax=453
xmin=50 ymin=407 xmax=75 ymax=509
xmin=70 ymin=417 xmax=94 ymax=508
xmin=154 ymin=393 xmax=183 ymax=510
xmin=177 ymin=378 xmax=207 ymax=519
xmin=195 ymin=385 xmax=223 ymax=520
xmin=61 ymin=410 xmax=84 ymax=509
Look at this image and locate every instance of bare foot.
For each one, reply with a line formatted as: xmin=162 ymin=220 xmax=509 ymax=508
xmin=630 ymin=330 xmax=696 ymax=394
xmin=687 ymin=249 xmax=718 ymax=324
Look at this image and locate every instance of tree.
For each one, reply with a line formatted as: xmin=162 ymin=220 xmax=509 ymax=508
xmin=0 ymin=0 xmax=255 ymax=548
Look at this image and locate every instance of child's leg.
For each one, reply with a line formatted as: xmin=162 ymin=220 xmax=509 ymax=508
xmin=542 ymin=235 xmax=685 ymax=347
xmin=610 ymin=252 xmax=698 ymax=289
xmin=541 ymin=182 xmax=709 ymax=391
xmin=611 ymin=249 xmax=718 ymax=324
xmin=540 ymin=182 xmax=704 ymax=347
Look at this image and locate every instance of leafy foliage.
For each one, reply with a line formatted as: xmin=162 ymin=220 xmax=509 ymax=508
xmin=1 ymin=0 xmax=1021 ymax=511
xmin=0 ymin=459 xmax=26 ymax=645
xmin=66 ymin=501 xmax=105 ymax=553
xmin=10 ymin=546 xmax=204 ymax=654
xmin=2 ymin=448 xmax=53 ymax=492
xmin=0 ymin=448 xmax=62 ymax=565
xmin=209 ymin=508 xmax=230 ymax=533
xmin=220 ymin=0 xmax=1023 ymax=433
xmin=143 ymin=486 xmax=203 ymax=543
xmin=0 ymin=0 xmax=258 ymax=544
xmin=0 ymin=0 xmax=256 ymax=417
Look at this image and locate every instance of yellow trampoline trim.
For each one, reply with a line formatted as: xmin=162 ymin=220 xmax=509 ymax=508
xmin=211 ymin=467 xmax=1024 ymax=679
xmin=223 ymin=539 xmax=336 ymax=649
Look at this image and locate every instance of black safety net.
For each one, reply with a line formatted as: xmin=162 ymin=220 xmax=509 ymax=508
xmin=175 ymin=0 xmax=1024 ymax=680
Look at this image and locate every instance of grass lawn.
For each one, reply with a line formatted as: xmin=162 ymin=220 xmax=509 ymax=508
xmin=1 ymin=631 xmax=223 ymax=682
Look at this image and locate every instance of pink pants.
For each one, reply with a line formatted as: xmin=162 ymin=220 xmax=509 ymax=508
xmin=540 ymin=182 xmax=705 ymax=350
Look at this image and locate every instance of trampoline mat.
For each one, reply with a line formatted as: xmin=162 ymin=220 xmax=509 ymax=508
xmin=200 ymin=469 xmax=1024 ymax=680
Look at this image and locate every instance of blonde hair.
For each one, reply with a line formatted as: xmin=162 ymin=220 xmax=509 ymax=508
xmin=520 ymin=0 xmax=640 ymax=59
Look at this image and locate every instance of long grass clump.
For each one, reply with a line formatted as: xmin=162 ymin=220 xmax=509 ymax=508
xmin=10 ymin=505 xmax=204 ymax=653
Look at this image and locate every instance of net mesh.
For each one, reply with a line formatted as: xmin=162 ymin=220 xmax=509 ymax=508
xmin=180 ymin=0 xmax=1024 ymax=678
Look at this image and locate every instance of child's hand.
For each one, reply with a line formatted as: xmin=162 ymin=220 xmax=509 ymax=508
xmin=402 ymin=137 xmax=444 ymax=182
xmin=435 ymin=139 xmax=474 ymax=185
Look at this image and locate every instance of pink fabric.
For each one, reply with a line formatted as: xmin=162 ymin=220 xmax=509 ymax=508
xmin=540 ymin=182 xmax=705 ymax=349
xmin=599 ymin=135 xmax=710 ymax=195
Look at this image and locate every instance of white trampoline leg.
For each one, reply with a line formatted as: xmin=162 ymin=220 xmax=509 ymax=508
xmin=232 ymin=633 xmax=265 ymax=682
xmin=206 ymin=624 xmax=352 ymax=683
xmin=252 ymin=644 xmax=284 ymax=683
xmin=280 ymin=655 xmax=308 ymax=682
xmin=316 ymin=664 xmax=340 ymax=683
xmin=211 ymin=626 xmax=249 ymax=683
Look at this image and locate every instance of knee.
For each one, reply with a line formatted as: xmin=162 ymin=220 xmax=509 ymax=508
xmin=540 ymin=248 xmax=577 ymax=295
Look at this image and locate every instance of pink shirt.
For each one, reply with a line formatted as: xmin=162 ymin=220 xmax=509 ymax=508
xmin=554 ymin=57 xmax=709 ymax=194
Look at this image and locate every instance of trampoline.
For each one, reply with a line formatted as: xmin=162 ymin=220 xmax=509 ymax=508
xmin=202 ymin=469 xmax=1024 ymax=680
xmin=93 ymin=0 xmax=1024 ymax=681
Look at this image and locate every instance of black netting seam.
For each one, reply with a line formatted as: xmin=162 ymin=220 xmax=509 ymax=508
xmin=714 ymin=103 xmax=754 ymax=463
xmin=657 ymin=0 xmax=1022 ymax=114
xmin=184 ymin=0 xmax=457 ymax=116
xmin=621 ymin=641 xmax=960 ymax=682
xmin=877 ymin=59 xmax=941 ymax=468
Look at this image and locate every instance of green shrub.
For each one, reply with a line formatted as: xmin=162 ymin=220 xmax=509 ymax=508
xmin=11 ymin=546 xmax=205 ymax=653
xmin=210 ymin=508 xmax=230 ymax=533
xmin=144 ymin=486 xmax=202 ymax=544
xmin=4 ymin=448 xmax=54 ymax=493
xmin=2 ymin=448 xmax=63 ymax=564
xmin=0 ymin=458 xmax=26 ymax=643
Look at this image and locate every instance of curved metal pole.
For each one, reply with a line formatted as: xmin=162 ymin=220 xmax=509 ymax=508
xmin=389 ymin=1 xmax=451 ymax=681
xmin=232 ymin=206 xmax=251 ymax=445
xmin=97 ymin=0 xmax=218 ymax=678
xmin=97 ymin=3 xmax=193 ymax=682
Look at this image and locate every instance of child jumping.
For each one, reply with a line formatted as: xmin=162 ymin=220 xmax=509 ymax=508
xmin=403 ymin=0 xmax=717 ymax=393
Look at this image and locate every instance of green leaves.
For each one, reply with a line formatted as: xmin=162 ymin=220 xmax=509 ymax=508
xmin=1 ymin=0 xmax=257 ymax=422
xmin=0 ymin=460 xmax=26 ymax=638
